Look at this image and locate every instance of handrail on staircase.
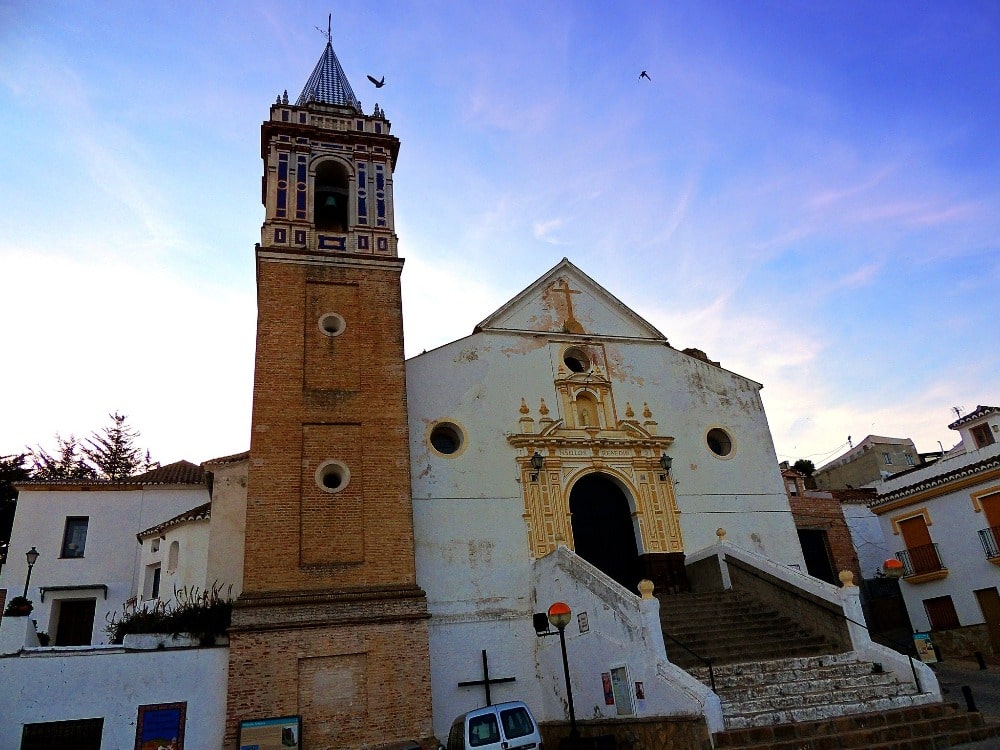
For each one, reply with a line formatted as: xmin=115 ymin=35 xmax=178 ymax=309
xmin=661 ymin=630 xmax=716 ymax=691
xmin=727 ymin=562 xmax=924 ymax=694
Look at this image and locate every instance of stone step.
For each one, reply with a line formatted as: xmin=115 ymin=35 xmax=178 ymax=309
xmin=659 ymin=590 xmax=837 ymax=669
xmin=693 ymin=653 xmax=900 ymax=689
xmin=713 ymin=702 xmax=1000 ymax=749
xmin=689 ymin=655 xmax=924 ymax=729
xmin=669 ymin=638 xmax=834 ymax=669
xmin=664 ymin=617 xmax=813 ymax=640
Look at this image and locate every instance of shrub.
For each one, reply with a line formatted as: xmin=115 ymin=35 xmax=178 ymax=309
xmin=4 ymin=596 xmax=33 ymax=616
xmin=106 ymin=584 xmax=233 ymax=645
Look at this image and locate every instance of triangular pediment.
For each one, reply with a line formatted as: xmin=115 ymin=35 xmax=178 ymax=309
xmin=475 ymin=259 xmax=667 ymax=341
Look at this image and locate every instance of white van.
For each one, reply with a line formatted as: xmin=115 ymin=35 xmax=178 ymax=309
xmin=445 ymin=701 xmax=543 ymax=750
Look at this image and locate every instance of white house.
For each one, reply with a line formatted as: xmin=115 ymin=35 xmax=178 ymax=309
xmin=136 ymin=452 xmax=248 ymax=606
xmin=870 ymin=405 xmax=1000 ymax=657
xmin=0 ymin=461 xmax=210 ymax=646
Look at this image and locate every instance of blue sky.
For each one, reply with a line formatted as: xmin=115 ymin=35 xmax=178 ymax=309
xmin=1 ymin=1 xmax=997 ymax=469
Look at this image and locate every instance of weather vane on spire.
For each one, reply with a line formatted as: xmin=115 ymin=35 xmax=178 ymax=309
xmin=314 ymin=13 xmax=332 ymax=44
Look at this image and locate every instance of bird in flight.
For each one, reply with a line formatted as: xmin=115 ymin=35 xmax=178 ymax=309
xmin=639 ymin=70 xmax=651 ymax=81
xmin=367 ymin=75 xmax=386 ymax=88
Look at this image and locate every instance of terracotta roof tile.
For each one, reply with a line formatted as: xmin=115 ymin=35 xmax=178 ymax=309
xmin=138 ymin=502 xmax=212 ymax=539
xmin=131 ymin=460 xmax=206 ymax=485
xmin=202 ymin=450 xmax=250 ymax=466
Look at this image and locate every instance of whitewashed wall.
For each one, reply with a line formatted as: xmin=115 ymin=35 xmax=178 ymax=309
xmin=842 ymin=503 xmax=892 ymax=580
xmin=0 ymin=640 xmax=227 ymax=749
xmin=408 ymin=264 xmax=801 ymax=737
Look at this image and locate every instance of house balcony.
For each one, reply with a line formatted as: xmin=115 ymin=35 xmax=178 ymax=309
xmin=896 ymin=543 xmax=948 ymax=584
xmin=978 ymin=526 xmax=1000 ymax=565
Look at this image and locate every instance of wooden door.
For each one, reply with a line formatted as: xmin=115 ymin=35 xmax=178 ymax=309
xmin=54 ymin=599 xmax=96 ymax=646
xmin=975 ymin=587 xmax=1000 ymax=656
xmin=898 ymin=516 xmax=936 ymax=573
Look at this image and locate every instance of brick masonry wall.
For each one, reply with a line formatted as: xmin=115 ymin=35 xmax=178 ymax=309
xmin=227 ymin=250 xmax=434 ymax=748
xmin=243 ymin=257 xmax=417 ymax=594
xmin=541 ymin=716 xmax=712 ymax=750
xmin=790 ymin=495 xmax=863 ymax=585
xmin=226 ymin=618 xmax=435 ymax=748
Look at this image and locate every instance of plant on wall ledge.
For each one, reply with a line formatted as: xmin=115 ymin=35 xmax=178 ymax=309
xmin=105 ymin=583 xmax=233 ymax=646
xmin=4 ymin=596 xmax=33 ymax=616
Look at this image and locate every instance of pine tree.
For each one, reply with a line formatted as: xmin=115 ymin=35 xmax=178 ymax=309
xmin=83 ymin=412 xmax=154 ymax=480
xmin=30 ymin=435 xmax=98 ymax=480
xmin=793 ymin=459 xmax=816 ymax=477
xmin=0 ymin=453 xmax=32 ymax=545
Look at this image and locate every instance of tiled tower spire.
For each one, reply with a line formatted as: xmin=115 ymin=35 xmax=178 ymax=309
xmin=295 ymin=39 xmax=362 ymax=110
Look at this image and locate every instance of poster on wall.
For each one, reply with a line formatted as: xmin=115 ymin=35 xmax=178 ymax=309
xmin=238 ymin=715 xmax=302 ymax=750
xmin=609 ymin=665 xmax=634 ymax=716
xmin=913 ymin=633 xmax=937 ymax=663
xmin=135 ymin=702 xmax=186 ymax=750
xmin=601 ymin=672 xmax=614 ymax=705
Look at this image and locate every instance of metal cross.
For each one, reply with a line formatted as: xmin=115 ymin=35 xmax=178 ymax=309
xmin=457 ymin=649 xmax=516 ymax=706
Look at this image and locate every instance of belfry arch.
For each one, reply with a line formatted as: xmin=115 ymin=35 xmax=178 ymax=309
xmin=313 ymin=158 xmax=350 ymax=231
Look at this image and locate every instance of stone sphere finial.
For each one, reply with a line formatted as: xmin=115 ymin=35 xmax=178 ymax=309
xmin=638 ymin=579 xmax=655 ymax=600
xmin=839 ymin=570 xmax=856 ymax=587
xmin=716 ymin=527 xmax=727 ymax=540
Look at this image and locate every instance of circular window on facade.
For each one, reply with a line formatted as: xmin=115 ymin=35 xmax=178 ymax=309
xmin=315 ymin=460 xmax=351 ymax=493
xmin=318 ymin=312 xmax=346 ymax=337
xmin=706 ymin=428 xmax=734 ymax=458
xmin=429 ymin=422 xmax=465 ymax=457
xmin=563 ymin=347 xmax=591 ymax=373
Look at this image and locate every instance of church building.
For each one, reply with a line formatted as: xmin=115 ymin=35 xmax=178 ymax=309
xmin=228 ymin=33 xmax=809 ymax=747
xmin=4 ymin=29 xmax=960 ymax=750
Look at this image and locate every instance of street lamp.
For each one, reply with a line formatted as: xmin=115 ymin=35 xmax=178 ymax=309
xmin=659 ymin=454 xmax=673 ymax=473
xmin=22 ymin=546 xmax=39 ymax=599
xmin=535 ymin=601 xmax=579 ymax=743
xmin=882 ymin=557 xmax=905 ymax=579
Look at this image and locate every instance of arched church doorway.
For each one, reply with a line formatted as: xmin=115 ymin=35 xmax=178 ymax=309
xmin=569 ymin=473 xmax=641 ymax=591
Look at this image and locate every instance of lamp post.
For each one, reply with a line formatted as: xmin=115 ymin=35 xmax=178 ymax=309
xmin=882 ymin=557 xmax=904 ymax=579
xmin=547 ymin=601 xmax=579 ymax=742
xmin=659 ymin=454 xmax=672 ymax=474
xmin=22 ymin=546 xmax=39 ymax=599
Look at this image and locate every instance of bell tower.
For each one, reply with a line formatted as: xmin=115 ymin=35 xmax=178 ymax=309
xmin=226 ymin=32 xmax=434 ymax=749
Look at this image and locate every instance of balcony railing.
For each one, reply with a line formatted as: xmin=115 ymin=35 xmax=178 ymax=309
xmin=896 ymin=543 xmax=945 ymax=577
xmin=979 ymin=526 xmax=1000 ymax=560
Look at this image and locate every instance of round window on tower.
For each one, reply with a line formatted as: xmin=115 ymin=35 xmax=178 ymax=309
xmin=318 ymin=312 xmax=346 ymax=337
xmin=315 ymin=460 xmax=351 ymax=494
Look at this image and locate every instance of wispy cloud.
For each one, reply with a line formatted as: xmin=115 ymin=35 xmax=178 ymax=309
xmin=533 ymin=218 xmax=565 ymax=244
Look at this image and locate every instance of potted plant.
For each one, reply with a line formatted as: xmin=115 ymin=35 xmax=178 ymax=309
xmin=4 ymin=596 xmax=34 ymax=617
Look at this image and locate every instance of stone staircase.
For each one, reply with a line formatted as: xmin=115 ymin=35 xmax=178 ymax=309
xmin=689 ymin=653 xmax=921 ymax=729
xmin=659 ymin=590 xmax=1000 ymax=748
xmin=711 ymin=702 xmax=1000 ymax=749
xmin=659 ymin=590 xmax=836 ymax=670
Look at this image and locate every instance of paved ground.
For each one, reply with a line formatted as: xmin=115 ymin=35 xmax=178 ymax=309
xmin=931 ymin=657 xmax=1000 ymax=749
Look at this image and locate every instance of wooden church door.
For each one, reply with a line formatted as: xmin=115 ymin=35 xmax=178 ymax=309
xmin=569 ymin=473 xmax=641 ymax=591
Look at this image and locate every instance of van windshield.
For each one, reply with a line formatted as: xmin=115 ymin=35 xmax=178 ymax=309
xmin=468 ymin=714 xmax=500 ymax=747
xmin=499 ymin=706 xmax=535 ymax=739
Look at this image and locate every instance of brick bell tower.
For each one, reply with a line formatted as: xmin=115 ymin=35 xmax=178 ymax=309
xmin=226 ymin=30 xmax=434 ymax=749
